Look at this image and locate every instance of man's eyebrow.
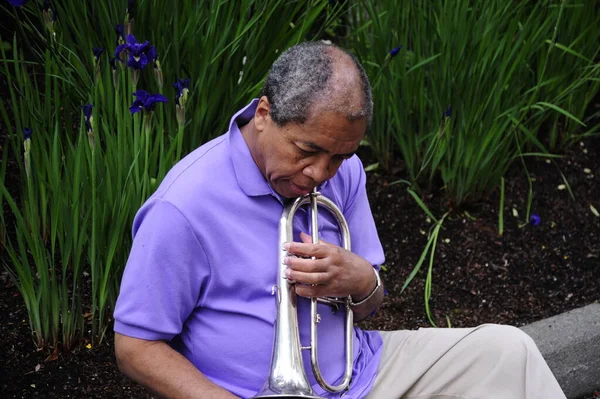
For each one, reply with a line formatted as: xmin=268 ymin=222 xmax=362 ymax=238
xmin=299 ymin=141 xmax=356 ymax=157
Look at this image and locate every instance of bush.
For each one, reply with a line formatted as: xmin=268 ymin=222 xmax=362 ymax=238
xmin=348 ymin=0 xmax=600 ymax=205
xmin=0 ymin=0 xmax=340 ymax=350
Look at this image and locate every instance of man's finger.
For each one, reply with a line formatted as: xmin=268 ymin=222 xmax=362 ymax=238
xmin=284 ymin=256 xmax=327 ymax=273
xmin=284 ymin=241 xmax=328 ymax=258
xmin=299 ymin=231 xmax=335 ymax=247
xmin=286 ymin=269 xmax=328 ymax=286
xmin=294 ymin=284 xmax=324 ymax=298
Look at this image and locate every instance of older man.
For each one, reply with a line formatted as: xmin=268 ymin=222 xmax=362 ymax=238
xmin=113 ymin=42 xmax=565 ymax=398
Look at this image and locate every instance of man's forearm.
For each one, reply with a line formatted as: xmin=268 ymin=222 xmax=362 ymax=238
xmin=115 ymin=333 xmax=239 ymax=399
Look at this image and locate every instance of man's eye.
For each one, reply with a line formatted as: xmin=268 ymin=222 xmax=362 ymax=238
xmin=297 ymin=147 xmax=318 ymax=155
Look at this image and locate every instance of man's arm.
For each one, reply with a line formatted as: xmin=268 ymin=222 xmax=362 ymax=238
xmin=114 ymin=333 xmax=240 ymax=399
xmin=349 ymin=271 xmax=385 ymax=322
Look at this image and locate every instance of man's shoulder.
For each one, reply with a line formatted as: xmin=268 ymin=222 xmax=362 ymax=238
xmin=151 ymin=134 xmax=235 ymax=210
xmin=330 ymin=154 xmax=366 ymax=190
xmin=321 ymin=155 xmax=367 ymax=211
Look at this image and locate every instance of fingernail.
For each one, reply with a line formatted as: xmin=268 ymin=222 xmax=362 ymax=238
xmin=283 ymin=242 xmax=290 ymax=251
xmin=285 ymin=268 xmax=292 ymax=278
xmin=282 ymin=256 xmax=289 ymax=265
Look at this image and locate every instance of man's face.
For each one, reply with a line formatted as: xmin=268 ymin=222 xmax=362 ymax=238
xmin=249 ymin=97 xmax=367 ymax=199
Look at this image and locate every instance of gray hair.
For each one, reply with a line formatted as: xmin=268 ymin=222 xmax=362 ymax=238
xmin=260 ymin=41 xmax=373 ymax=127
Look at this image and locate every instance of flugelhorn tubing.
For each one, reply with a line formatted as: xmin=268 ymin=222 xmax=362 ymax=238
xmin=251 ymin=190 xmax=354 ymax=398
xmin=251 ymin=194 xmax=322 ymax=398
xmin=309 ymin=192 xmax=353 ymax=392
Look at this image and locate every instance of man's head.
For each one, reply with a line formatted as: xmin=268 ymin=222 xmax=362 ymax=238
xmin=241 ymin=41 xmax=372 ymax=198
xmin=261 ymin=41 xmax=373 ymax=127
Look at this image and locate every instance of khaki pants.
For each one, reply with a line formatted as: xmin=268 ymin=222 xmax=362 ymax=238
xmin=366 ymin=324 xmax=566 ymax=399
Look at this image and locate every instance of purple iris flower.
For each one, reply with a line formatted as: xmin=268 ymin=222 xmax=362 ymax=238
xmin=389 ymin=45 xmax=402 ymax=58
xmin=114 ymin=34 xmax=156 ymax=70
xmin=115 ymin=24 xmax=124 ymax=44
xmin=127 ymin=0 xmax=135 ymax=18
xmin=173 ymin=78 xmax=190 ymax=107
xmin=530 ymin=213 xmax=541 ymax=226
xmin=81 ymin=104 xmax=93 ymax=131
xmin=23 ymin=128 xmax=33 ymax=140
xmin=92 ymin=48 xmax=104 ymax=62
xmin=42 ymin=0 xmax=56 ymax=21
xmin=8 ymin=0 xmax=31 ymax=6
xmin=130 ymin=90 xmax=167 ymax=114
xmin=444 ymin=105 xmax=452 ymax=118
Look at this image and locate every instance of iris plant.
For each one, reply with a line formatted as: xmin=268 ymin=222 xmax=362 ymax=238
xmin=438 ymin=105 xmax=453 ymax=138
xmin=7 ymin=0 xmax=31 ymax=6
xmin=115 ymin=34 xmax=157 ymax=87
xmin=389 ymin=45 xmax=402 ymax=58
xmin=444 ymin=105 xmax=453 ymax=119
xmin=124 ymin=0 xmax=135 ymax=35
xmin=92 ymin=48 xmax=104 ymax=81
xmin=114 ymin=25 xmax=126 ymax=71
xmin=173 ymin=78 xmax=190 ymax=125
xmin=174 ymin=78 xmax=190 ymax=107
xmin=23 ymin=127 xmax=33 ymax=140
xmin=115 ymin=24 xmax=125 ymax=45
xmin=153 ymin=56 xmax=163 ymax=90
xmin=1 ymin=0 xmax=345 ymax=352
xmin=382 ymin=45 xmax=403 ymax=69
xmin=173 ymin=78 xmax=191 ymax=158
xmin=109 ymin=57 xmax=118 ymax=88
xmin=81 ymin=104 xmax=95 ymax=149
xmin=130 ymin=90 xmax=167 ymax=114
xmin=92 ymin=47 xmax=104 ymax=62
xmin=23 ymin=128 xmax=33 ymax=177
xmin=42 ymin=0 xmax=56 ymax=35
xmin=114 ymin=34 xmax=156 ymax=70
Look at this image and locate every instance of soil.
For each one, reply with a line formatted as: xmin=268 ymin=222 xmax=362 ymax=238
xmin=1 ymin=121 xmax=599 ymax=396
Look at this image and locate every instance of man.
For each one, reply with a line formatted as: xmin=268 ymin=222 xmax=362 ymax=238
xmin=114 ymin=42 xmax=565 ymax=398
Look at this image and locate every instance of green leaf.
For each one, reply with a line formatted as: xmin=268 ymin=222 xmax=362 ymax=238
xmin=406 ymin=53 xmax=441 ymax=75
xmin=536 ymin=102 xmax=586 ymax=127
xmin=363 ymin=162 xmax=379 ymax=172
xmin=407 ymin=189 xmax=439 ymax=224
xmin=544 ymin=39 xmax=592 ymax=62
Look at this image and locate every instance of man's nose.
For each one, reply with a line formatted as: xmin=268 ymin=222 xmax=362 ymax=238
xmin=303 ymin=156 xmax=332 ymax=184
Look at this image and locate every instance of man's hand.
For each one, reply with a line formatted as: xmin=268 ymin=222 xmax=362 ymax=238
xmin=283 ymin=231 xmax=377 ymax=302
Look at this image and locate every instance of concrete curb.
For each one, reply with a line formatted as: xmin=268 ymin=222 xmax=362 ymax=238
xmin=520 ymin=302 xmax=600 ymax=399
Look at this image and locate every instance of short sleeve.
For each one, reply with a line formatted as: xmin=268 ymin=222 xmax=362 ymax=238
xmin=343 ymin=156 xmax=386 ymax=271
xmin=113 ymin=198 xmax=210 ymax=341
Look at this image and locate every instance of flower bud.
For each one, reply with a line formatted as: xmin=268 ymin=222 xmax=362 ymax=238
xmin=87 ymin=130 xmax=95 ymax=150
xmin=110 ymin=57 xmax=119 ymax=88
xmin=153 ymin=59 xmax=163 ymax=90
xmin=23 ymin=130 xmax=32 ymax=178
xmin=176 ymin=105 xmax=186 ymax=126
xmin=131 ymin=69 xmax=140 ymax=88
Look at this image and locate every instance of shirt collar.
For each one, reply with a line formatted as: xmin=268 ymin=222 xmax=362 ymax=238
xmin=229 ymin=99 xmax=275 ymax=197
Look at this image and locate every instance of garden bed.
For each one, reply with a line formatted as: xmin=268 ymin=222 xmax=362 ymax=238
xmin=1 ymin=134 xmax=599 ymax=397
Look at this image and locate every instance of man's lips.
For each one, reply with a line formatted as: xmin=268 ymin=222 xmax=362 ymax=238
xmin=290 ymin=182 xmax=311 ymax=196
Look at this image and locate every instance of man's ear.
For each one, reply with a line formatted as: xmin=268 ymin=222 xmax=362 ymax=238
xmin=254 ymin=96 xmax=271 ymax=132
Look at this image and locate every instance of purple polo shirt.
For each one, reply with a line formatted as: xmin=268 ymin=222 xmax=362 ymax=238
xmin=113 ymin=99 xmax=385 ymax=398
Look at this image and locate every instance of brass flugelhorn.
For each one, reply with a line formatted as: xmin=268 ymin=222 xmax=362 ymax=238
xmin=252 ymin=189 xmax=354 ymax=398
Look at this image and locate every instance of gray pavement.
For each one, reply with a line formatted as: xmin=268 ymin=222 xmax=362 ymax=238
xmin=521 ymin=302 xmax=600 ymax=399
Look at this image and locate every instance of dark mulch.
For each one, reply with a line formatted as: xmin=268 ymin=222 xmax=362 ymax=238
xmin=361 ymin=135 xmax=600 ymax=332
xmin=1 ymin=126 xmax=599 ymax=397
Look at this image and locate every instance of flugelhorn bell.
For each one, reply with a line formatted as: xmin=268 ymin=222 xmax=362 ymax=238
xmin=252 ymin=188 xmax=354 ymax=398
